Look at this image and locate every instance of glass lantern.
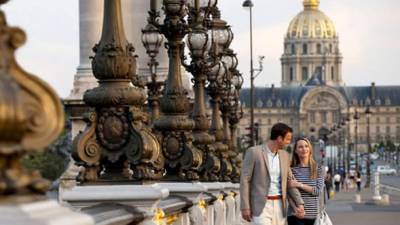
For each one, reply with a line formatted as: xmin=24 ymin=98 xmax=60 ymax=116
xmin=142 ymin=24 xmax=164 ymax=58
xmin=187 ymin=29 xmax=208 ymax=58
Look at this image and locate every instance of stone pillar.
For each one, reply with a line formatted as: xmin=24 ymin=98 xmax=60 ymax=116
xmin=68 ymin=0 xmax=103 ymax=100
xmin=373 ymin=172 xmax=382 ymax=203
xmin=68 ymin=0 xmax=191 ymax=101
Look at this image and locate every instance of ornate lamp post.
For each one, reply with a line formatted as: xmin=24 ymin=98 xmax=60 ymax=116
xmin=353 ymin=110 xmax=360 ymax=171
xmin=346 ymin=113 xmax=351 ymax=174
xmin=73 ymin=0 xmax=162 ymax=182
xmin=341 ymin=118 xmax=347 ymax=173
xmin=153 ymin=0 xmax=203 ymax=180
xmin=242 ymin=0 xmax=256 ymax=147
xmin=336 ymin=122 xmax=342 ymax=171
xmin=142 ymin=1 xmax=165 ymax=124
xmin=327 ymin=131 xmax=333 ymax=169
xmin=219 ymin=48 xmax=239 ymax=181
xmin=331 ymin=124 xmax=338 ymax=173
xmin=185 ymin=0 xmax=220 ymax=181
xmin=228 ymin=69 xmax=244 ymax=183
xmin=229 ymin=70 xmax=244 ymax=152
xmin=207 ymin=5 xmax=234 ymax=181
xmin=365 ymin=106 xmax=372 ymax=188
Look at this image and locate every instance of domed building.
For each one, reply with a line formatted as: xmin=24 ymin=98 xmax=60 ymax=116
xmin=239 ymin=0 xmax=400 ymax=156
xmin=281 ymin=0 xmax=342 ymax=87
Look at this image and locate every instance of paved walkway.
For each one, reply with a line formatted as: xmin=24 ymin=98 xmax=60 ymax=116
xmin=327 ymin=187 xmax=400 ymax=225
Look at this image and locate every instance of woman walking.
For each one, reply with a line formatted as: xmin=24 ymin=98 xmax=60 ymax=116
xmin=356 ymin=170 xmax=362 ymax=192
xmin=288 ymin=137 xmax=325 ymax=225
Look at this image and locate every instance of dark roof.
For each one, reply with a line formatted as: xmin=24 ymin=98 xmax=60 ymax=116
xmin=239 ymin=85 xmax=400 ymax=108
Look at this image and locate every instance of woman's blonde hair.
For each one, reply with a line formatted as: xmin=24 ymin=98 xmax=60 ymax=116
xmin=291 ymin=137 xmax=318 ymax=180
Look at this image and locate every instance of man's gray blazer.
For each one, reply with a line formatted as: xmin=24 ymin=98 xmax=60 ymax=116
xmin=240 ymin=144 xmax=304 ymax=217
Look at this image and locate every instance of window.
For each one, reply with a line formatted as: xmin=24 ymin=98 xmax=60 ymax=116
xmin=290 ymin=67 xmax=294 ymax=81
xmin=316 ymin=66 xmax=322 ymax=76
xmin=291 ymin=44 xmax=296 ymax=54
xmin=331 ymin=66 xmax=335 ymax=81
xmin=376 ymin=117 xmax=380 ymax=123
xmin=386 ymin=126 xmax=391 ymax=134
xmin=268 ymin=118 xmax=271 ymax=125
xmin=317 ymin=43 xmax=322 ymax=54
xmin=303 ymin=44 xmax=308 ymax=54
xmin=376 ymin=126 xmax=380 ymax=133
xmin=333 ymin=111 xmax=339 ymax=123
xmin=302 ymin=67 xmax=308 ymax=81
xmin=310 ymin=112 xmax=316 ymax=123
xmin=386 ymin=117 xmax=390 ymax=123
xmin=329 ymin=44 xmax=333 ymax=53
xmin=321 ymin=111 xmax=327 ymax=123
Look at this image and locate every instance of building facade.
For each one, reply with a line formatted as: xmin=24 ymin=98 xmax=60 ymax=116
xmin=239 ymin=0 xmax=400 ymax=152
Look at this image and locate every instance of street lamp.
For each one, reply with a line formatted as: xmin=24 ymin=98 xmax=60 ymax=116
xmin=331 ymin=125 xmax=337 ymax=173
xmin=242 ymin=0 xmax=256 ymax=146
xmin=346 ymin=114 xmax=351 ymax=174
xmin=142 ymin=2 xmax=164 ymax=123
xmin=337 ymin=122 xmax=342 ymax=171
xmin=353 ymin=110 xmax=360 ymax=171
xmin=365 ymin=106 xmax=372 ymax=188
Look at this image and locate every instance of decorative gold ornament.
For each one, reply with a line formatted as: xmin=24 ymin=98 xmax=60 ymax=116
xmin=303 ymin=0 xmax=319 ymax=9
xmin=0 ymin=1 xmax=64 ymax=196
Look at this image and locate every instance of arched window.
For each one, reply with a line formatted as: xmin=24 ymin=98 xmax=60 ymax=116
xmin=310 ymin=112 xmax=316 ymax=123
xmin=317 ymin=43 xmax=322 ymax=54
xmin=302 ymin=44 xmax=308 ymax=54
xmin=321 ymin=111 xmax=327 ymax=123
xmin=291 ymin=44 xmax=296 ymax=54
xmin=289 ymin=67 xmax=294 ymax=81
xmin=331 ymin=66 xmax=335 ymax=81
xmin=302 ymin=67 xmax=308 ymax=81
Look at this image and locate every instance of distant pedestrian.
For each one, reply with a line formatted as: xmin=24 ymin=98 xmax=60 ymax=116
xmin=325 ymin=170 xmax=332 ymax=199
xmin=334 ymin=173 xmax=341 ymax=192
xmin=356 ymin=171 xmax=362 ymax=192
xmin=340 ymin=170 xmax=346 ymax=191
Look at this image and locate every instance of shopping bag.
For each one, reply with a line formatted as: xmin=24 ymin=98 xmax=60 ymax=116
xmin=314 ymin=209 xmax=333 ymax=225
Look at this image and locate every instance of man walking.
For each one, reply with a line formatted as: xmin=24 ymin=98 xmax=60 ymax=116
xmin=240 ymin=123 xmax=304 ymax=225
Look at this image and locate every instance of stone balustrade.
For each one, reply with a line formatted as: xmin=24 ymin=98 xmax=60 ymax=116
xmin=60 ymin=182 xmax=241 ymax=225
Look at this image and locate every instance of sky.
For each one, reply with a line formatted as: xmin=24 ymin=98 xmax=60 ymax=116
xmin=2 ymin=0 xmax=400 ymax=98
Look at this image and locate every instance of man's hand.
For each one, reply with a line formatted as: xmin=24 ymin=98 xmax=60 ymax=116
xmin=241 ymin=208 xmax=252 ymax=222
xmin=295 ymin=204 xmax=305 ymax=218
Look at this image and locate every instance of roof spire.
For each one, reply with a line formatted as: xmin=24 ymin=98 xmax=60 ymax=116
xmin=303 ymin=0 xmax=319 ymax=10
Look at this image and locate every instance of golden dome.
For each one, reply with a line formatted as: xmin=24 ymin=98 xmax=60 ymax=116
xmin=287 ymin=0 xmax=336 ymax=39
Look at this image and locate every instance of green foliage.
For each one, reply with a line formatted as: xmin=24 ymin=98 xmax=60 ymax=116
xmin=21 ymin=151 xmax=66 ymax=181
xmin=378 ymin=141 xmax=385 ymax=149
xmin=386 ymin=139 xmax=396 ymax=152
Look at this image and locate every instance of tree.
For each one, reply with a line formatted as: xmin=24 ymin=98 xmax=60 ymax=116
xmin=386 ymin=139 xmax=396 ymax=163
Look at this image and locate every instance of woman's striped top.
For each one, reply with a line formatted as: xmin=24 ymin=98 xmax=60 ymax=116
xmin=289 ymin=165 xmax=325 ymax=219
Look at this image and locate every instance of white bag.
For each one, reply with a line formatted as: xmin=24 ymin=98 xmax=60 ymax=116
xmin=315 ymin=184 xmax=333 ymax=225
xmin=314 ymin=209 xmax=333 ymax=225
